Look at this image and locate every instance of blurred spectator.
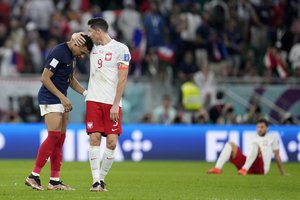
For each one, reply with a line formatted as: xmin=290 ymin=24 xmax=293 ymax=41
xmin=172 ymin=106 xmax=187 ymax=124
xmin=193 ymin=63 xmax=217 ymax=110
xmin=288 ymin=43 xmax=300 ymax=77
xmin=180 ymin=2 xmax=202 ymax=51
xmin=219 ymin=104 xmax=238 ymax=124
xmin=280 ymin=113 xmax=295 ymax=125
xmin=1 ymin=110 xmax=21 ymax=123
xmin=24 ymin=22 xmax=43 ymax=73
xmin=263 ymin=46 xmax=288 ymax=80
xmin=140 ymin=112 xmax=153 ymax=123
xmin=0 ymin=38 xmax=20 ymax=76
xmin=0 ymin=0 xmax=10 ymax=28
xmin=204 ymin=0 xmax=229 ymax=32
xmin=24 ymin=0 xmax=55 ymax=40
xmin=206 ymin=29 xmax=229 ymax=77
xmin=208 ymin=90 xmax=226 ymax=123
xmin=192 ymin=109 xmax=209 ymax=124
xmin=153 ymin=94 xmax=176 ymax=125
xmin=18 ymin=95 xmax=42 ymax=122
xmin=0 ymin=23 xmax=7 ymax=47
xmin=242 ymin=103 xmax=265 ymax=124
xmin=117 ymin=0 xmax=142 ymax=48
xmin=143 ymin=1 xmax=166 ymax=49
xmin=177 ymin=50 xmax=198 ymax=82
xmin=0 ymin=96 xmax=21 ymax=123
xmin=179 ymin=76 xmax=201 ymax=112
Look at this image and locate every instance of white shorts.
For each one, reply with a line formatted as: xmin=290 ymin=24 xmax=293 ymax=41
xmin=39 ymin=104 xmax=64 ymax=116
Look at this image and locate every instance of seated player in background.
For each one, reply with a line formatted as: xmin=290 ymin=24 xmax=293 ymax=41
xmin=207 ymin=118 xmax=286 ymax=176
xmin=25 ymin=35 xmax=93 ymax=191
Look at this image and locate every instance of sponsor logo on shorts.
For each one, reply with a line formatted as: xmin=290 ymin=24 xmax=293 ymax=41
xmin=112 ymin=128 xmax=118 ymax=132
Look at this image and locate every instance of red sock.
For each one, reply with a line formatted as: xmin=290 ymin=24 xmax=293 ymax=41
xmin=50 ymin=133 xmax=66 ymax=178
xmin=33 ymin=131 xmax=61 ymax=174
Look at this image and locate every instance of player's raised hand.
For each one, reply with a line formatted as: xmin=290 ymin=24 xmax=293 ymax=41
xmin=60 ymin=96 xmax=73 ymax=112
xmin=71 ymin=32 xmax=86 ymax=46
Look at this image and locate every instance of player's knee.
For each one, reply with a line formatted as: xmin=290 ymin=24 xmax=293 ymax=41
xmin=106 ymin=141 xmax=117 ymax=150
xmin=89 ymin=134 xmax=100 ymax=146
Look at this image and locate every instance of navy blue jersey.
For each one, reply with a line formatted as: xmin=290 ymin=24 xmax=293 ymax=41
xmin=38 ymin=43 xmax=74 ymax=104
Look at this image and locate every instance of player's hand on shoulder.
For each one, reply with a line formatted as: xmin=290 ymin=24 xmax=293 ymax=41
xmin=71 ymin=32 xmax=86 ymax=46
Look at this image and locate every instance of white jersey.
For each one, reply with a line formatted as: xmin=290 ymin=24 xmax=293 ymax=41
xmin=251 ymin=133 xmax=279 ymax=174
xmin=86 ymin=39 xmax=131 ymax=107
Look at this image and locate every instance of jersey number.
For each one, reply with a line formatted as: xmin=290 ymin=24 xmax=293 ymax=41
xmin=98 ymin=59 xmax=103 ymax=69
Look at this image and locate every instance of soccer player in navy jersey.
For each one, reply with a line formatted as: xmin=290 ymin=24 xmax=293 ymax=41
xmin=25 ymin=35 xmax=93 ymax=191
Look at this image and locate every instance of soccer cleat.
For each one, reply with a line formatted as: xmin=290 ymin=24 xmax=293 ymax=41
xmin=238 ymin=168 xmax=248 ymax=175
xmin=207 ymin=167 xmax=222 ymax=174
xmin=47 ymin=180 xmax=75 ymax=190
xmin=25 ymin=174 xmax=44 ymax=191
xmin=90 ymin=181 xmax=108 ymax=192
xmin=90 ymin=182 xmax=100 ymax=192
xmin=99 ymin=180 xmax=108 ymax=192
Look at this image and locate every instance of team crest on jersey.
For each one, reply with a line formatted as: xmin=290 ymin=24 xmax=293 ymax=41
xmin=87 ymin=122 xmax=93 ymax=129
xmin=105 ymin=53 xmax=112 ymax=61
xmin=124 ymin=54 xmax=130 ymax=61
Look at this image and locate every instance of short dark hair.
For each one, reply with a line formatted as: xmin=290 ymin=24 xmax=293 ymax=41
xmin=88 ymin=17 xmax=108 ymax=32
xmin=256 ymin=118 xmax=269 ymax=127
xmin=82 ymin=34 xmax=93 ymax=51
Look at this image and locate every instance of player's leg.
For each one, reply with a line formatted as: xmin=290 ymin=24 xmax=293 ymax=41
xmin=48 ymin=112 xmax=74 ymax=190
xmin=25 ymin=111 xmax=63 ymax=190
xmin=207 ymin=142 xmax=237 ymax=174
xmin=98 ymin=134 xmax=118 ymax=191
xmin=98 ymin=104 xmax=122 ymax=191
xmin=238 ymin=143 xmax=260 ymax=175
xmin=89 ymin=132 xmax=102 ymax=191
xmin=86 ymin=101 xmax=103 ymax=191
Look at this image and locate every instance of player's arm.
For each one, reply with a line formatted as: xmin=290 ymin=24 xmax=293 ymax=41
xmin=110 ymin=62 xmax=129 ymax=122
xmin=70 ymin=76 xmax=88 ymax=97
xmin=41 ymin=68 xmax=73 ymax=111
xmin=274 ymin=149 xmax=286 ymax=176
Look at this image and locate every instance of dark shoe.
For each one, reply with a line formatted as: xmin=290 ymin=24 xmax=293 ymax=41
xmin=47 ymin=180 xmax=75 ymax=190
xmin=25 ymin=174 xmax=44 ymax=191
xmin=90 ymin=181 xmax=108 ymax=192
xmin=99 ymin=180 xmax=107 ymax=192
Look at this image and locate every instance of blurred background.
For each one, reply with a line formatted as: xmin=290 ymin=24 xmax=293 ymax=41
xmin=0 ymin=0 xmax=300 ymax=163
xmin=0 ymin=0 xmax=300 ymax=125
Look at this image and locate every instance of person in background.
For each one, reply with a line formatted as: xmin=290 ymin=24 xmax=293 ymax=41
xmin=207 ymin=119 xmax=286 ymax=176
xmin=153 ymin=94 xmax=176 ymax=125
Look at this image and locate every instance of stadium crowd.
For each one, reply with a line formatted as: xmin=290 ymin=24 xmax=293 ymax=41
xmin=0 ymin=0 xmax=299 ymax=124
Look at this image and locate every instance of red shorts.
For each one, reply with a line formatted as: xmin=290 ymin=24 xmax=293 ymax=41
xmin=85 ymin=101 xmax=122 ymax=135
xmin=230 ymin=147 xmax=264 ymax=175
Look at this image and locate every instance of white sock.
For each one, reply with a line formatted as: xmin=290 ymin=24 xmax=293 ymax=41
xmin=31 ymin=172 xmax=40 ymax=177
xmin=99 ymin=148 xmax=115 ymax=181
xmin=89 ymin=146 xmax=100 ymax=184
xmin=50 ymin=177 xmax=60 ymax=181
xmin=215 ymin=143 xmax=232 ymax=169
xmin=242 ymin=143 xmax=259 ymax=171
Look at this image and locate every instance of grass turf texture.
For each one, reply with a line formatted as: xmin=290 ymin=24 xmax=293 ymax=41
xmin=0 ymin=160 xmax=298 ymax=200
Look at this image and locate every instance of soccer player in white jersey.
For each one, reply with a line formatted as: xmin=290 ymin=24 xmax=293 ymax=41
xmin=207 ymin=119 xmax=286 ymax=175
xmin=72 ymin=17 xmax=131 ymax=191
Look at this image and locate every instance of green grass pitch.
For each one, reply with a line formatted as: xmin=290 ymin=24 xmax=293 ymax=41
xmin=0 ymin=160 xmax=299 ymax=200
